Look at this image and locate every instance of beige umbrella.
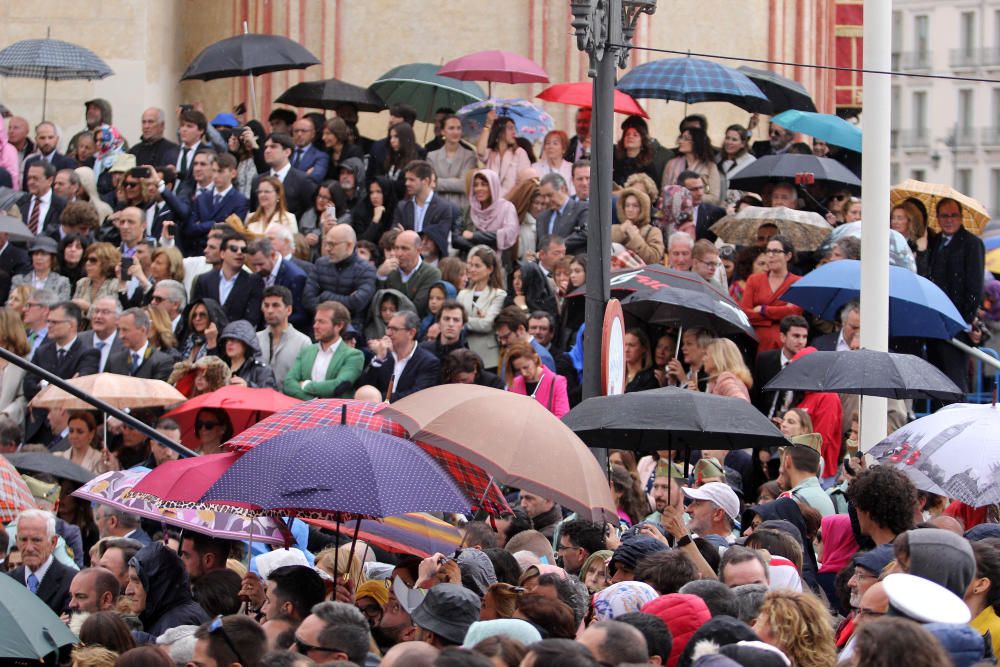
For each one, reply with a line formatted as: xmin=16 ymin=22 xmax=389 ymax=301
xmin=380 ymin=385 xmax=617 ymax=522
xmin=890 ymin=179 xmax=990 ymax=235
xmin=711 ymin=206 xmax=833 ymax=251
xmin=31 ymin=373 xmax=186 ymax=410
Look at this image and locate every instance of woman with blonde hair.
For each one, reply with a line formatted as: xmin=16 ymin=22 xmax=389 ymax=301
xmin=5 ymin=283 xmax=33 ymax=320
xmin=315 ymin=543 xmax=367 ymax=598
xmin=73 ymin=166 xmax=114 ymax=222
xmin=124 ymin=246 xmax=186 ymax=309
xmin=754 ymin=589 xmax=837 ymax=667
xmin=70 ymin=645 xmax=118 ymax=667
xmin=246 ymin=175 xmax=297 ymax=235
xmin=703 ymin=338 xmax=753 ymax=401
xmin=531 ymin=130 xmax=575 ymax=196
xmin=611 ymin=188 xmax=664 ymax=265
xmin=145 ymin=306 xmax=178 ymax=352
xmin=73 ymin=242 xmax=120 ymax=309
xmin=0 ymin=308 xmax=28 ymax=424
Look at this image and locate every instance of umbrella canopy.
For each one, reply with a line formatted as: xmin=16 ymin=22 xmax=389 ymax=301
xmin=537 ymin=82 xmax=648 ymax=117
xmin=729 ymin=154 xmax=862 ymax=194
xmin=0 ymin=187 xmax=28 ymax=213
xmin=73 ymin=469 xmax=290 ymax=545
xmin=988 ymin=248 xmax=1000 ymax=273
xmin=4 ymin=452 xmax=95 ymax=485
xmin=711 ymin=206 xmax=833 ymax=251
xmin=31 ymin=373 xmax=186 ymax=410
xmin=224 ymin=399 xmax=510 ymax=516
xmin=0 ymin=214 xmax=36 ymax=242
xmin=306 ymin=513 xmax=462 ymax=558
xmin=438 ymin=50 xmax=549 ymax=85
xmin=816 ymin=222 xmax=917 ymax=272
xmin=457 ymin=98 xmax=554 ymax=141
xmin=380 ymin=385 xmax=617 ymax=522
xmin=127 ymin=453 xmax=245 ymax=509
xmin=0 ymin=455 xmax=35 ymax=522
xmin=370 ymin=63 xmax=486 ymax=123
xmin=0 ymin=37 xmax=112 ymax=80
xmin=867 ymin=403 xmax=1000 ymax=507
xmin=201 ymin=425 xmax=471 ymax=520
xmin=783 ymin=259 xmax=967 ymax=339
xmin=763 ymin=350 xmax=964 ymax=401
xmin=275 ymin=78 xmax=386 ymax=112
xmin=563 ymin=386 xmax=788 ymax=452
xmin=0 ymin=572 xmax=77 ymax=660
xmin=181 ymin=33 xmax=319 ymax=81
xmin=890 ymin=179 xmax=991 ymax=235
xmin=162 ymin=385 xmax=301 ymax=447
xmin=771 ymin=110 xmax=862 ymax=152
xmin=568 ymin=264 xmax=756 ymax=339
xmin=617 ymin=56 xmax=771 ymax=113
xmin=737 ymin=66 xmax=816 ymax=113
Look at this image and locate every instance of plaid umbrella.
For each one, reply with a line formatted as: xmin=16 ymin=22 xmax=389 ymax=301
xmin=890 ymin=179 xmax=991 ymax=235
xmin=711 ymin=206 xmax=833 ymax=251
xmin=0 ymin=456 xmax=35 ymax=522
xmin=617 ymin=56 xmax=771 ymax=112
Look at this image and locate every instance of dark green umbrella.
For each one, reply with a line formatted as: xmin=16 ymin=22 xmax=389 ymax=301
xmin=0 ymin=572 xmax=77 ymax=660
xmin=369 ymin=63 xmax=486 ymax=122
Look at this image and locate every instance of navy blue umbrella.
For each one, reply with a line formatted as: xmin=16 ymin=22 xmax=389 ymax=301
xmin=199 ymin=425 xmax=470 ymax=520
xmin=617 ymin=56 xmax=771 ymax=113
xmin=783 ymin=259 xmax=967 ymax=339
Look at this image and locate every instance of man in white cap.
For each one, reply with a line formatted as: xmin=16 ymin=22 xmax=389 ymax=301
xmin=682 ymin=482 xmax=741 ymax=550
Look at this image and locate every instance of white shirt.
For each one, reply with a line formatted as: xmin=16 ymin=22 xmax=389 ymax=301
xmin=26 ymin=554 xmax=54 ymax=584
xmin=176 ymin=143 xmax=198 ymax=174
xmin=389 ymin=341 xmax=417 ymax=392
xmin=267 ymin=255 xmax=283 ymax=287
xmin=93 ymin=330 xmax=117 ymax=372
xmin=55 ymin=336 xmax=77 ymax=357
xmin=145 ymin=201 xmax=164 ymax=237
xmin=399 ymin=257 xmax=423 ymax=284
xmin=270 ymin=162 xmax=291 ymax=182
xmin=27 ymin=189 xmax=52 ymax=229
xmin=836 ymin=331 xmax=851 ymax=352
xmin=413 ymin=191 xmax=434 ymax=233
xmin=218 ymin=270 xmax=239 ymax=305
xmin=212 ymin=185 xmax=233 ymax=202
xmin=128 ymin=341 xmax=149 ymax=370
xmin=310 ymin=338 xmax=342 ymax=384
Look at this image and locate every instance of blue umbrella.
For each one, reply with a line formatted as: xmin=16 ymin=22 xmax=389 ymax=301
xmin=771 ymin=110 xmax=862 ymax=152
xmin=200 ymin=425 xmax=471 ymax=519
xmin=783 ymin=259 xmax=967 ymax=339
xmin=457 ymin=98 xmax=554 ymax=141
xmin=617 ymin=56 xmax=771 ymax=112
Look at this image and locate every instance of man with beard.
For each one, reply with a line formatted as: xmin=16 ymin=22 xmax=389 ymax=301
xmin=375 ymin=578 xmax=420 ymax=651
xmin=66 ymin=567 xmax=119 ymax=618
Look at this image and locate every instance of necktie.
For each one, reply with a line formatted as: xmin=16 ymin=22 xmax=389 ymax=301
xmin=943 ymin=235 xmax=953 ymax=247
xmin=56 ymin=348 xmax=66 ymax=365
xmin=549 ymin=210 xmax=559 ymax=235
xmin=27 ymin=573 xmax=39 ymax=593
xmin=131 ymin=352 xmax=142 ymax=373
xmin=213 ymin=193 xmax=223 ymax=208
xmin=28 ymin=196 xmax=41 ymax=235
xmin=385 ymin=375 xmax=395 ymax=402
xmin=95 ymin=341 xmax=106 ymax=352
xmin=293 ymin=148 xmax=303 ymax=168
xmin=179 ymin=147 xmax=190 ymax=177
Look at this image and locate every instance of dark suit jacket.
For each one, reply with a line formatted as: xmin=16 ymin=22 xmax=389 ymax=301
xmin=810 ymin=331 xmax=840 ymax=352
xmin=7 ymin=559 xmax=76 ymax=614
xmin=291 ymin=144 xmax=330 ymax=184
xmin=191 ymin=270 xmax=265 ymax=328
xmin=18 ymin=192 xmax=67 ymax=236
xmin=185 ymin=188 xmax=250 ymax=255
xmin=391 ymin=194 xmax=457 ymax=235
xmin=24 ymin=336 xmax=100 ymax=442
xmin=359 ymin=344 xmax=441 ymax=402
xmin=87 ymin=330 xmax=126 ymax=372
xmin=250 ymin=168 xmax=317 ymax=220
xmin=694 ymin=203 xmax=726 ymax=242
xmin=535 ymin=199 xmax=589 ymax=254
xmin=22 ymin=152 xmax=76 ymax=185
xmin=273 ymin=257 xmax=310 ymax=331
xmin=924 ymin=226 xmax=985 ymax=324
xmin=564 ymin=135 xmax=589 ymax=162
xmin=752 ymin=349 xmax=784 ymax=416
xmin=129 ymin=137 xmax=180 ymax=168
xmin=104 ymin=346 xmax=175 ymax=381
xmin=0 ymin=243 xmax=30 ymax=302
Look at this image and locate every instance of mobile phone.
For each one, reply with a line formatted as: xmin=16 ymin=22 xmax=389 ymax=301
xmin=129 ymin=167 xmax=152 ymax=179
xmin=121 ymin=257 xmax=133 ymax=275
xmin=180 ymin=104 xmax=193 ymax=112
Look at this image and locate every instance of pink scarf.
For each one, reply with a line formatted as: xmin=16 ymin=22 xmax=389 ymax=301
xmin=468 ymin=169 xmax=520 ymax=251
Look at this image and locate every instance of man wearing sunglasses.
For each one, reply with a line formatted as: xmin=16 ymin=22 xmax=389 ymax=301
xmin=752 ymin=121 xmax=794 ymax=158
xmin=190 ymin=614 xmax=267 ymax=667
xmin=294 ymin=601 xmax=372 ymax=665
xmin=190 ymin=231 xmax=264 ymax=327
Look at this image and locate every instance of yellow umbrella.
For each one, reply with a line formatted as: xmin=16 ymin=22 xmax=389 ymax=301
xmin=890 ymin=179 xmax=990 ymax=235
xmin=31 ymin=373 xmax=186 ymax=410
xmin=987 ymin=248 xmax=1000 ymax=274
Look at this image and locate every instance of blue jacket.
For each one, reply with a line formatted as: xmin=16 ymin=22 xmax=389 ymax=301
xmin=185 ymin=187 xmax=249 ymax=255
xmin=924 ymin=623 xmax=987 ymax=667
xmin=290 ymin=144 xmax=330 ymax=184
xmin=303 ymin=252 xmax=377 ymax=329
xmin=272 ymin=257 xmax=310 ymax=331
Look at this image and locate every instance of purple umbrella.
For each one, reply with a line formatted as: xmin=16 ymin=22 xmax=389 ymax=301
xmin=199 ymin=425 xmax=471 ymax=520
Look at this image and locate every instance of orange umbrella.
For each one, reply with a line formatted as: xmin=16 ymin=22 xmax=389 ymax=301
xmin=381 ymin=385 xmax=617 ymax=522
xmin=30 ymin=373 xmax=186 ymax=410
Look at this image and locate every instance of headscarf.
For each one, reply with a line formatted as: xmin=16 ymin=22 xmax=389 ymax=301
xmin=659 ymin=184 xmax=694 ymax=231
xmin=818 ymin=514 xmax=859 ymax=574
xmin=468 ymin=168 xmax=520 ymax=250
xmin=93 ymin=124 xmax=125 ymax=178
xmin=592 ymin=581 xmax=659 ymax=621
xmin=355 ymin=580 xmax=390 ymax=608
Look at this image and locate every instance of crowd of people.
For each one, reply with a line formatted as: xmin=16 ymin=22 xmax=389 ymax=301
xmin=0 ymin=88 xmax=993 ymax=667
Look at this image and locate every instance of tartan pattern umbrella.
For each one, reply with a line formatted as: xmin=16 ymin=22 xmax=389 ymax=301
xmin=414 ymin=441 xmax=512 ymax=516
xmin=0 ymin=38 xmax=112 ymax=80
xmin=617 ymin=57 xmax=771 ymax=112
xmin=0 ymin=456 xmax=35 ymax=522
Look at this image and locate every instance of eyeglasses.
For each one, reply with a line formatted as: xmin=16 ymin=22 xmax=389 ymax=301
xmin=25 ymin=302 xmax=43 ymax=309
xmin=696 ymin=259 xmax=721 ymax=269
xmin=195 ymin=420 xmax=220 ymax=431
xmin=85 ymin=257 xmax=99 ymax=264
xmin=764 ymin=248 xmax=787 ymax=255
xmin=356 ymin=601 xmax=382 ymax=618
xmin=209 ymin=616 xmax=247 ymax=666
xmin=292 ymin=636 xmax=344 ymax=656
xmin=226 ymin=245 xmax=246 ymax=254
xmin=857 ymin=607 xmax=886 ymax=618
xmin=385 ymin=326 xmax=407 ymax=334
xmin=191 ymin=311 xmax=209 ymax=319
xmin=45 ymin=318 xmax=70 ymax=326
xmin=938 ymin=213 xmax=962 ymax=220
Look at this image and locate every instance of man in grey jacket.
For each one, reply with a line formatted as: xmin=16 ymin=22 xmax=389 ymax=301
xmin=257 ymin=285 xmax=310 ymax=387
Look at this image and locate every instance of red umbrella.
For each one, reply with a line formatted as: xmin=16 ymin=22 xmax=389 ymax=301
xmin=438 ymin=49 xmax=548 ymax=95
xmin=162 ymin=385 xmax=301 ymax=448
xmin=537 ymin=81 xmax=649 ymax=118
xmin=128 ymin=453 xmax=244 ymax=509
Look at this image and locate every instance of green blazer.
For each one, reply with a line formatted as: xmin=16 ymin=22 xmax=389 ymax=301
xmin=283 ymin=341 xmax=364 ymax=399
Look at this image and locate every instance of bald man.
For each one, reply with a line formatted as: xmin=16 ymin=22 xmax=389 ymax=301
xmin=303 ymin=222 xmax=377 ymax=330
xmin=376 ymin=229 xmax=441 ymax=318
xmin=290 ymin=117 xmax=329 ymax=184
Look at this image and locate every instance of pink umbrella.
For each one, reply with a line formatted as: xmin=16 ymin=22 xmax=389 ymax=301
xmin=438 ymin=50 xmax=549 ymax=96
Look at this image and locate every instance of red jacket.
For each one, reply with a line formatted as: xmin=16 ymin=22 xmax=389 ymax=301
xmin=796 ymin=391 xmax=844 ymax=478
xmin=740 ymin=271 xmax=803 ymax=352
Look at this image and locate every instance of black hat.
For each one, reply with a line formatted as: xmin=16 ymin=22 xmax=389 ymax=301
xmin=410 ymin=583 xmax=481 ymax=645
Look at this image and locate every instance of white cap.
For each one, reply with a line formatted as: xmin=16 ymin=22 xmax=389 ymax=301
xmin=682 ymin=482 xmax=741 ymax=522
xmin=882 ymin=573 xmax=972 ymax=624
xmin=253 ymin=547 xmax=309 ymax=580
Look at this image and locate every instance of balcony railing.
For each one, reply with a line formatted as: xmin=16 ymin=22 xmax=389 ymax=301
xmin=900 ymin=50 xmax=933 ymax=70
xmin=899 ymin=129 xmax=931 ymax=148
xmin=950 ymin=48 xmax=979 ymax=68
xmin=955 ymin=126 xmax=978 ymax=147
xmin=982 ymin=127 xmax=1000 ymax=146
xmin=982 ymin=48 xmax=1000 ymax=67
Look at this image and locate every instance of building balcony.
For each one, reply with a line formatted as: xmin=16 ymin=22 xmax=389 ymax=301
xmin=982 ymin=127 xmax=1000 ymax=147
xmin=900 ymin=51 xmax=933 ymax=71
xmin=954 ymin=126 xmax=978 ymax=147
xmin=983 ymin=48 xmax=1000 ymax=68
xmin=950 ymin=48 xmax=979 ymax=69
xmin=899 ymin=129 xmax=931 ymax=148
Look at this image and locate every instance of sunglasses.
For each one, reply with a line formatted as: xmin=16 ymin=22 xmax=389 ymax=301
xmin=85 ymin=257 xmax=99 ymax=263
xmin=209 ymin=616 xmax=246 ymax=666
xmin=195 ymin=420 xmax=220 ymax=431
xmin=292 ymin=636 xmax=344 ymax=656
xmin=226 ymin=245 xmax=246 ymax=254
xmin=124 ymin=181 xmax=140 ymax=188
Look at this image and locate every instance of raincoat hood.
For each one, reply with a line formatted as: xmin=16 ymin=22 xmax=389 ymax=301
xmin=365 ymin=288 xmax=416 ymax=340
xmin=129 ymin=542 xmax=197 ymax=629
xmin=219 ymin=320 xmax=262 ymax=358
xmin=338 ymin=156 xmax=366 ymax=193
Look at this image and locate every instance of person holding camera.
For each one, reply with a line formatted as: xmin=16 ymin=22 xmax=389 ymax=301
xmin=228 ymin=121 xmax=266 ymax=199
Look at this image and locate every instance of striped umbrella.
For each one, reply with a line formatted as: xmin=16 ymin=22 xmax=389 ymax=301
xmin=617 ymin=56 xmax=771 ymax=112
xmin=305 ymin=513 xmax=461 ymax=558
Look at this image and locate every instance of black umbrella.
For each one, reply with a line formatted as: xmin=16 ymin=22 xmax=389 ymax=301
xmin=569 ymin=264 xmax=757 ymax=340
xmin=562 ymin=386 xmax=789 ymax=452
xmin=276 ymin=78 xmax=386 ymax=112
xmin=728 ymin=154 xmax=862 ymax=195
xmin=738 ymin=66 xmax=817 ymax=113
xmin=3 ymin=452 xmax=95 ymax=485
xmin=762 ymin=349 xmax=964 ymax=401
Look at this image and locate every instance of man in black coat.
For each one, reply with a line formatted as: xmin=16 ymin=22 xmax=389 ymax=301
xmin=7 ymin=509 xmax=75 ymax=614
xmin=536 ymin=173 xmax=588 ymax=255
xmin=190 ymin=233 xmax=265 ymax=328
xmin=103 ymin=308 xmax=175 ymax=381
xmin=19 ymin=161 xmax=66 ymax=236
xmin=249 ymin=132 xmax=317 ymax=220
xmin=0 ymin=233 xmax=30 ymax=302
xmin=753 ymin=315 xmax=809 ymax=417
xmin=128 ymin=107 xmax=180 ymax=168
xmin=360 ymin=311 xmax=440 ymax=402
xmin=678 ymin=170 xmax=725 ymax=242
xmin=392 ymin=160 xmax=457 ymax=237
xmin=923 ymin=198 xmax=985 ymax=395
xmin=248 ymin=237 xmax=310 ymax=332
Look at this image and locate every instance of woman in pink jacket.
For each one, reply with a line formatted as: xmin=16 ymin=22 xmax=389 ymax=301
xmin=505 ymin=341 xmax=570 ymax=417
xmin=0 ymin=121 xmax=20 ymax=190
xmin=702 ymin=338 xmax=753 ymax=402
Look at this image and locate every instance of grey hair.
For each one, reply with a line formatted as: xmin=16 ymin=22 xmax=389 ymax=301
xmin=57 ymin=169 xmax=80 ymax=187
xmin=90 ymin=295 xmax=122 ymax=316
xmin=121 ymin=307 xmax=151 ymax=330
xmin=18 ymin=508 xmax=56 ymax=537
xmin=397 ymin=310 xmax=421 ymax=333
xmin=95 ymin=506 xmax=141 ymax=530
xmin=840 ymin=300 xmax=860 ymax=325
xmin=265 ymin=222 xmax=294 ymax=244
xmin=539 ymin=172 xmax=568 ymax=192
xmin=0 ymin=414 xmax=22 ymax=448
xmin=155 ymin=279 xmax=187 ymax=311
xmin=668 ymin=231 xmax=694 ymax=249
xmin=31 ymin=288 xmax=59 ymax=308
xmin=732 ymin=583 xmax=769 ymax=624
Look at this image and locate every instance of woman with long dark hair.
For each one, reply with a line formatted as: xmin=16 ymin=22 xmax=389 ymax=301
xmin=378 ymin=122 xmax=420 ymax=196
xmin=662 ymin=127 xmax=723 ymax=203
xmin=350 ymin=176 xmax=399 ymax=245
xmin=322 ymin=117 xmax=364 ymax=174
xmin=476 ymin=111 xmax=531 ymax=198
